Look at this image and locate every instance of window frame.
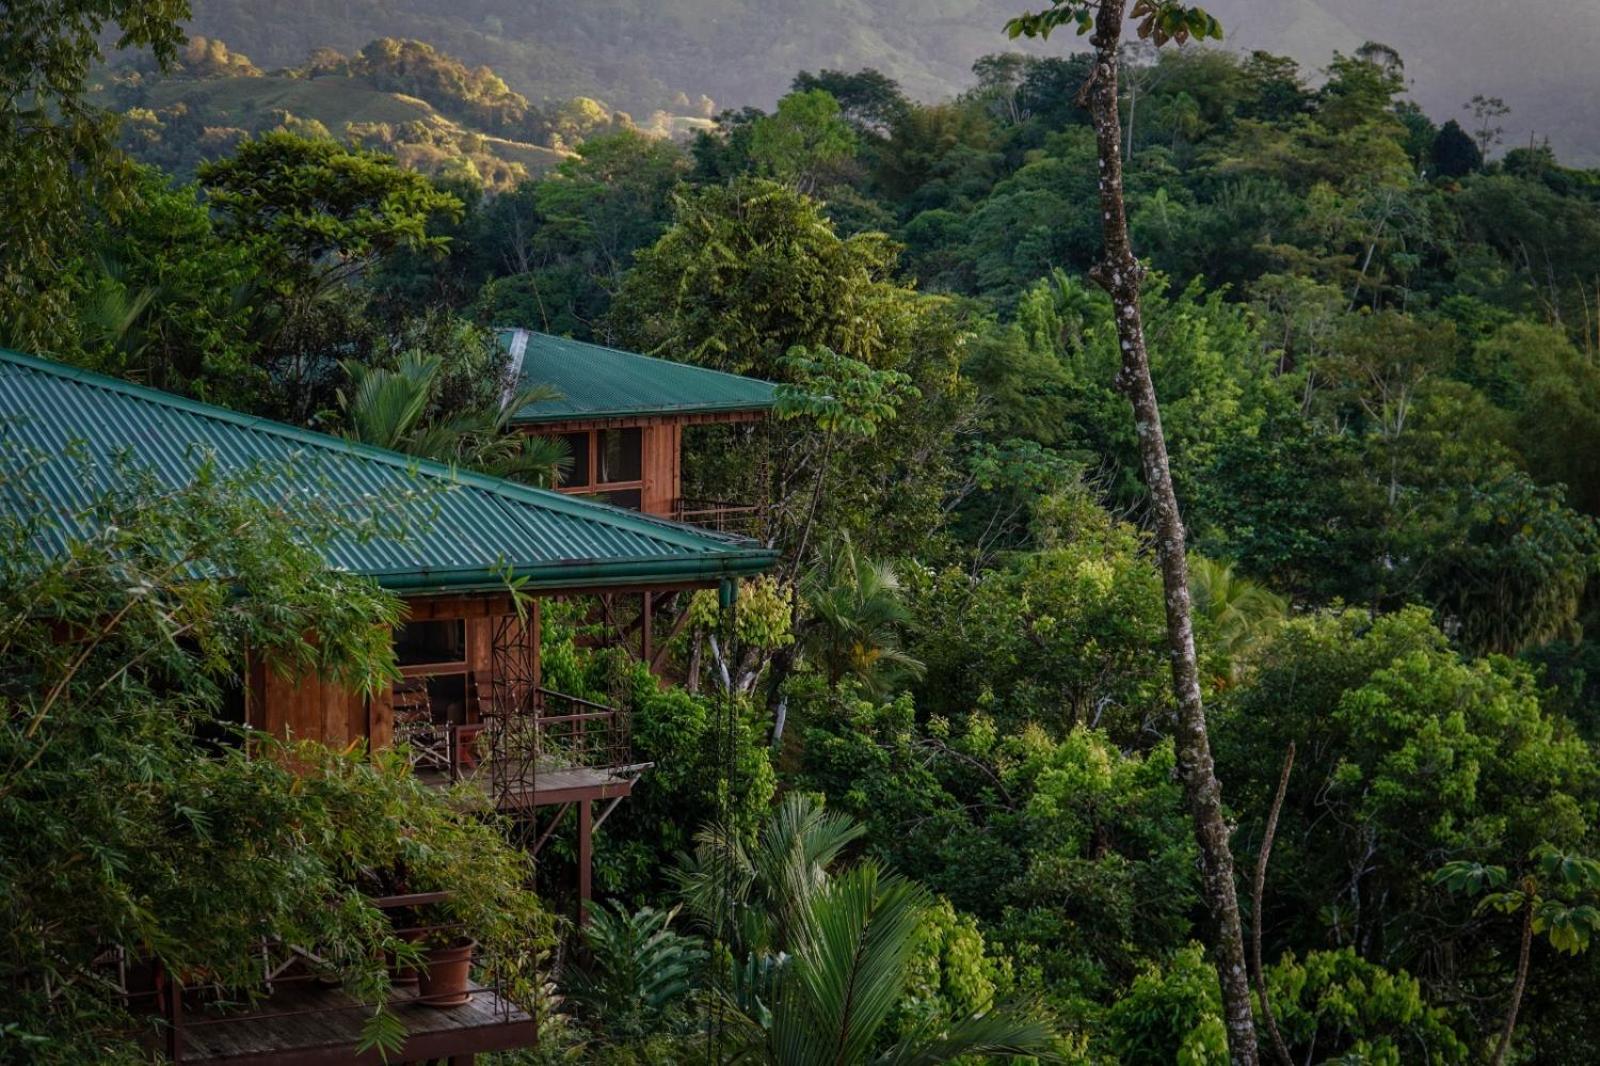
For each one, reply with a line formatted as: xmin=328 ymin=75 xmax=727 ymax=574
xmin=553 ymin=427 xmax=645 ymax=500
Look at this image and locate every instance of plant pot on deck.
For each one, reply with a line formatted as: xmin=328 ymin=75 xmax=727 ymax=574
xmin=416 ymin=937 xmax=476 ymax=1008
xmin=388 ymin=924 xmax=427 ymax=986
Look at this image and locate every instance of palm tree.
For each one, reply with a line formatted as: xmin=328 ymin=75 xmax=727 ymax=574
xmin=801 ymin=534 xmax=924 ymax=697
xmin=720 ymin=862 xmax=1059 ymax=1065
xmin=676 ymin=796 xmax=1059 ymax=1065
xmin=337 ymin=352 xmax=570 ymax=485
xmin=1188 ymin=554 xmax=1289 ymax=684
xmin=565 ymin=901 xmax=706 ymax=1037
xmin=674 ymin=792 xmax=865 ymax=956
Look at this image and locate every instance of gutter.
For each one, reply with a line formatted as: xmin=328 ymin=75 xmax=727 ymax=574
xmin=509 ymin=397 xmax=777 ymax=425
xmin=369 ymin=550 xmax=779 ymax=594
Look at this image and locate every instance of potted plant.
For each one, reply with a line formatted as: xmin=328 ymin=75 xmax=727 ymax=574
xmin=400 ymin=878 xmax=479 ymax=1009
xmin=416 ymin=931 xmax=478 ymax=1008
xmin=385 ymin=783 xmax=554 ymax=1010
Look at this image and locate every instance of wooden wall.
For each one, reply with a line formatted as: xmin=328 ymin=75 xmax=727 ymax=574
xmin=246 ymin=655 xmax=376 ymax=751
xmin=518 ymin=412 xmax=763 ymax=519
xmin=245 ymin=594 xmax=540 ymax=756
xmin=640 ymin=422 xmax=681 ymax=517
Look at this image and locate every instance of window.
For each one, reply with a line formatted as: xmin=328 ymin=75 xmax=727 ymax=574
xmin=600 ymin=488 xmax=643 ymax=510
xmin=540 ymin=426 xmax=646 ymax=509
xmin=394 ymin=620 xmax=466 ymax=667
xmin=393 ymin=620 xmax=471 ymax=728
xmin=558 ymin=432 xmax=589 ymax=487
xmin=598 ymin=428 xmax=642 ymax=483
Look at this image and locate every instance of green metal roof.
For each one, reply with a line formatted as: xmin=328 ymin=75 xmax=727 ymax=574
xmin=498 ymin=328 xmax=777 ymax=424
xmin=0 ymin=349 xmax=776 ymax=594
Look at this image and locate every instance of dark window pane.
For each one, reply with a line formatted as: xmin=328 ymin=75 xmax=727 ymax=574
xmin=427 ymin=674 xmax=468 ymax=726
xmin=558 ymin=432 xmax=590 ymax=487
xmin=598 ymin=427 xmax=642 ymax=483
xmin=218 ymin=672 xmax=246 ymax=725
xmin=600 ymin=488 xmax=643 ymax=511
xmin=394 ymin=620 xmax=466 ymax=666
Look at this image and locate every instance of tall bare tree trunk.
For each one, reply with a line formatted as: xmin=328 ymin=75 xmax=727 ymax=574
xmin=1493 ymin=888 xmax=1536 ymax=1066
xmin=1079 ymin=5 xmax=1260 ymax=1062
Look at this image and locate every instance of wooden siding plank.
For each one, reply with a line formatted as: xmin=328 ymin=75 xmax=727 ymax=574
xmin=369 ymin=684 xmax=394 ymax=753
xmin=320 ymin=676 xmax=347 ymax=750
xmin=404 ymin=594 xmax=516 ymax=621
xmin=465 ymin=617 xmax=493 ymax=721
xmin=345 ymin=687 xmax=368 ymax=751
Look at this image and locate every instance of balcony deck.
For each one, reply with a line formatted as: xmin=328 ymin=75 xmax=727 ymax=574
xmin=415 ymin=760 xmax=646 ymax=808
xmin=673 ymin=497 xmax=766 ymax=539
xmin=173 ymin=980 xmax=534 ymax=1066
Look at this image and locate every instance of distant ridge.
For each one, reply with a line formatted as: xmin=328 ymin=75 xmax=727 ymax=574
xmin=178 ymin=0 xmax=1600 ymax=165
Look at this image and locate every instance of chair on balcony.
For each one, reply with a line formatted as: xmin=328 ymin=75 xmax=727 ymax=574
xmin=394 ymin=678 xmax=450 ymax=773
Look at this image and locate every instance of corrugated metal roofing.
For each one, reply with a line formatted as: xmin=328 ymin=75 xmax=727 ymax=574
xmin=0 ymin=348 xmax=776 ymax=594
xmin=498 ymin=328 xmax=777 ymax=424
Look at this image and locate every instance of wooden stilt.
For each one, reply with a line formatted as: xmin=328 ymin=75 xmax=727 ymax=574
xmin=641 ymin=591 xmax=653 ymax=668
xmin=163 ymin=965 xmax=183 ymax=1063
xmin=577 ymin=798 xmax=592 ymax=926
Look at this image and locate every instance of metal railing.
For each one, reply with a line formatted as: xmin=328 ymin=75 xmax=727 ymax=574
xmin=529 ymin=687 xmax=631 ymax=773
xmin=431 ymin=686 xmax=630 ymax=784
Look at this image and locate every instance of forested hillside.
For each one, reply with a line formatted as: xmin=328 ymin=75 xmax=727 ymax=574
xmin=176 ymin=0 xmax=1600 ymax=162
xmin=11 ymin=2 xmax=1600 ymax=1064
xmin=102 ymin=36 xmax=655 ymax=186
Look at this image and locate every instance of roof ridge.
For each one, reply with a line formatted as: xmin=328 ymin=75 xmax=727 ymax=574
xmin=0 ymin=348 xmax=745 ymax=554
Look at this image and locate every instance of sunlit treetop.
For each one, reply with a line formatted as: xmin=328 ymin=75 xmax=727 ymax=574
xmin=1006 ymin=0 xmax=1223 ymax=46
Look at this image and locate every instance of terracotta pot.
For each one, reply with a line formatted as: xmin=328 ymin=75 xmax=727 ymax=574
xmin=416 ymin=937 xmax=476 ymax=1008
xmin=388 ymin=925 xmax=426 ymax=986
xmin=387 ymin=915 xmax=432 ymax=985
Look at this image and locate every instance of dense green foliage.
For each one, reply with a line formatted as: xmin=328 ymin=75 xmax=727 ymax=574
xmin=2 ymin=0 xmax=188 ymax=350
xmin=0 ymin=458 xmax=551 ymax=1061
xmin=18 ymin=10 xmax=1600 ymax=1064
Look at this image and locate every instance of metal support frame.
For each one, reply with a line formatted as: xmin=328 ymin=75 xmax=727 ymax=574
xmin=488 ymin=607 xmax=540 ymax=850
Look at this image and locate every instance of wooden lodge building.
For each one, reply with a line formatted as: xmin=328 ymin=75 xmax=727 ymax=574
xmin=497 ymin=327 xmax=776 ymax=527
xmin=0 ymin=348 xmax=779 ymax=1064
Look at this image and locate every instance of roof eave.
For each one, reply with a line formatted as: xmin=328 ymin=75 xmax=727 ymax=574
xmin=369 ymin=550 xmax=780 ymax=595
xmin=509 ymin=399 xmax=777 ymax=426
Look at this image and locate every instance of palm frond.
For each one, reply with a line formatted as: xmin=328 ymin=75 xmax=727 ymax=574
xmin=770 ymin=862 xmax=929 ymax=1066
xmin=674 ymin=793 xmax=865 ymax=958
xmin=876 ymin=1004 xmax=1062 ymax=1065
xmin=567 ymin=902 xmax=705 ymax=1016
xmin=802 ymin=534 xmax=923 ymax=695
xmin=340 ymin=354 xmax=439 ymax=451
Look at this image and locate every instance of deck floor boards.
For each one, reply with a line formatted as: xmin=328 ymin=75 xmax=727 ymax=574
xmin=176 ymin=979 xmax=534 ymax=1064
xmin=415 ymin=761 xmax=638 ymax=808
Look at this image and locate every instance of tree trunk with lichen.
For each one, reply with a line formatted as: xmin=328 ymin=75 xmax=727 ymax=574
xmin=1079 ymin=4 xmax=1260 ymax=1063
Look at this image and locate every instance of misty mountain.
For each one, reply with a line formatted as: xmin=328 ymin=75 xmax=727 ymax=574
xmin=182 ymin=0 xmax=1600 ymax=162
xmin=1215 ymin=0 xmax=1600 ymax=163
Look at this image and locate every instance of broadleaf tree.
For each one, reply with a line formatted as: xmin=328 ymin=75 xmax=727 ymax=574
xmin=0 ymin=0 xmax=190 ymax=352
xmin=1005 ymin=3 xmax=1258 ymax=1063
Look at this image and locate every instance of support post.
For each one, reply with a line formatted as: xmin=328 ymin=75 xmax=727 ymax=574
xmin=161 ymin=965 xmax=183 ymax=1063
xmin=577 ymin=798 xmax=592 ymax=926
xmin=641 ymin=591 xmax=653 ymax=669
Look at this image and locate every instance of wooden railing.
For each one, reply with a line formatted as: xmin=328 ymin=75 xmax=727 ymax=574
xmin=158 ymin=892 xmax=483 ymax=1060
xmin=38 ymin=894 xmax=521 ymax=1062
xmin=672 ymin=497 xmax=766 ymax=539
